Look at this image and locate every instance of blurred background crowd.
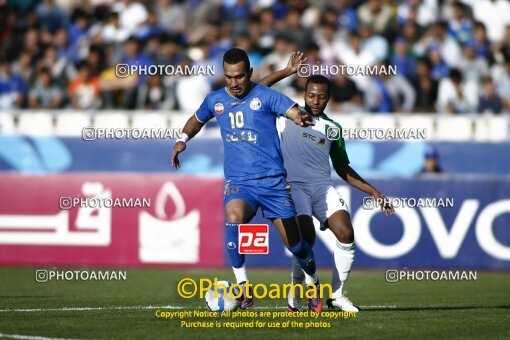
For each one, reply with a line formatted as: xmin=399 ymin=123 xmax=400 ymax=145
xmin=1 ymin=0 xmax=510 ymax=114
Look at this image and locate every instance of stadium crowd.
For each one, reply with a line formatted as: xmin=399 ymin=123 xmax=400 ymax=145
xmin=0 ymin=0 xmax=510 ymax=114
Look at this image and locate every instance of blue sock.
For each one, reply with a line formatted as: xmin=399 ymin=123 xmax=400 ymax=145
xmin=288 ymin=239 xmax=316 ymax=277
xmin=225 ymin=222 xmax=245 ymax=268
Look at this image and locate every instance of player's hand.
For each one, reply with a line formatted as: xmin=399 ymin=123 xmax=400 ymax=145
xmin=171 ymin=141 xmax=186 ymax=169
xmin=296 ymin=110 xmax=314 ymax=127
xmin=372 ymin=191 xmax=395 ymax=216
xmin=285 ymin=51 xmax=307 ymax=75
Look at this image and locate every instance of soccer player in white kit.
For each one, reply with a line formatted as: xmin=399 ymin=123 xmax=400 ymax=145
xmin=260 ymin=53 xmax=394 ymax=312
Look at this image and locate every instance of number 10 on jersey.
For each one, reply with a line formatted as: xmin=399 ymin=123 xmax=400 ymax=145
xmin=229 ymin=111 xmax=244 ymax=128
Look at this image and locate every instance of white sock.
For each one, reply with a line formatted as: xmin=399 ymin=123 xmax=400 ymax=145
xmin=332 ymin=241 xmax=355 ymax=297
xmin=232 ymin=265 xmax=248 ymax=284
xmin=291 ymin=256 xmax=305 ymax=283
xmin=304 ymin=271 xmax=318 ymax=285
xmin=292 ymin=256 xmax=316 ymax=285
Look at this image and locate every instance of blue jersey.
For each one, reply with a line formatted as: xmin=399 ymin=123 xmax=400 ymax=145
xmin=195 ymin=83 xmax=296 ymax=180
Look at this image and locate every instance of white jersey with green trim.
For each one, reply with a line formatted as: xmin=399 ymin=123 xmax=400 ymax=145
xmin=276 ymin=112 xmax=349 ymax=184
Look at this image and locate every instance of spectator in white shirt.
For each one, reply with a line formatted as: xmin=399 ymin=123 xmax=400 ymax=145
xmin=414 ymin=22 xmax=461 ymax=67
xmin=175 ymin=58 xmax=211 ymax=113
xmin=357 ymin=0 xmax=393 ymax=35
xmin=101 ymin=12 xmax=130 ymax=44
xmin=397 ymin=0 xmax=438 ymax=27
xmin=437 ymin=68 xmax=478 ymax=113
xmin=490 ymin=57 xmax=510 ymax=110
xmin=112 ymin=0 xmax=148 ymax=36
xmin=358 ymin=24 xmax=388 ymax=63
xmin=337 ymin=32 xmax=377 ymax=92
xmin=457 ymin=44 xmax=489 ymax=83
xmin=473 ymin=0 xmax=510 ymax=43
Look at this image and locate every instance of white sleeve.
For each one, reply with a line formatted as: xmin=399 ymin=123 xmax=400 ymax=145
xmin=276 ymin=116 xmax=286 ymax=141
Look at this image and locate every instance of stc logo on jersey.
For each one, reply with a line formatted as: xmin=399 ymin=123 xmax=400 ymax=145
xmin=238 ymin=224 xmax=269 ymax=254
xmin=302 ymin=132 xmax=326 ymax=146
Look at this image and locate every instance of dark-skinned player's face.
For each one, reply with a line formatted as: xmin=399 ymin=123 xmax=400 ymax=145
xmin=304 ymin=82 xmax=329 ymax=116
xmin=224 ymin=61 xmax=252 ymax=98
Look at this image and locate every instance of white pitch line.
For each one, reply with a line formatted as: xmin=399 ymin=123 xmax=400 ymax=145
xmin=0 ymin=305 xmax=397 ymax=313
xmin=0 ymin=332 xmax=80 ymax=340
xmin=0 ymin=305 xmax=182 ymax=313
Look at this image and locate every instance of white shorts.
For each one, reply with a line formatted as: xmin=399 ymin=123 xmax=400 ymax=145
xmin=289 ymin=181 xmax=349 ymax=224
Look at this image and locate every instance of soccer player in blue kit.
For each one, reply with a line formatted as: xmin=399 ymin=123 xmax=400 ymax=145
xmin=170 ymin=48 xmax=324 ymax=312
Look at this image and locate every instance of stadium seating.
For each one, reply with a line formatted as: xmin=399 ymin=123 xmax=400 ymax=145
xmin=55 ymin=112 xmax=92 ymax=136
xmin=0 ymin=112 xmax=15 ymax=135
xmin=131 ymin=113 xmax=169 ymax=129
xmin=359 ymin=115 xmax=396 ymax=130
xmin=94 ymin=112 xmax=130 ymax=129
xmin=474 ymin=115 xmax=509 ymax=141
xmin=168 ymin=113 xmax=190 ymax=130
xmin=398 ymin=115 xmax=436 ymax=140
xmin=434 ymin=116 xmax=473 ymax=141
xmin=17 ymin=112 xmax=54 ymax=136
xmin=0 ymin=110 xmax=508 ymax=141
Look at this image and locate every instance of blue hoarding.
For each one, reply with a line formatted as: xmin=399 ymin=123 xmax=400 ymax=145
xmin=1 ymin=136 xmax=510 ymax=177
xmin=245 ymin=177 xmax=510 ymax=269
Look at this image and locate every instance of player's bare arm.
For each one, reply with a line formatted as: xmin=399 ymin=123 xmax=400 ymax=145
xmin=258 ymin=51 xmax=307 ymax=87
xmin=256 ymin=52 xmax=313 ymax=126
xmin=170 ymin=115 xmax=205 ymax=169
xmin=335 ymin=164 xmax=395 ymax=215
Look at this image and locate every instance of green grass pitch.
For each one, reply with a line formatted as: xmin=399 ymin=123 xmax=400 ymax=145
xmin=0 ymin=267 xmax=509 ymax=339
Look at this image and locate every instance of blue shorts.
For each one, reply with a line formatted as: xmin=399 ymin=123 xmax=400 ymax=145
xmin=224 ymin=175 xmax=297 ymax=220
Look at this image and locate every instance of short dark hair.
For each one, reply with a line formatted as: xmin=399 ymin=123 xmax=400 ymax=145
xmin=305 ymin=75 xmax=331 ymax=94
xmin=417 ymin=57 xmax=432 ymax=69
xmin=449 ymin=68 xmax=462 ymax=82
xmin=223 ymin=48 xmax=250 ymax=71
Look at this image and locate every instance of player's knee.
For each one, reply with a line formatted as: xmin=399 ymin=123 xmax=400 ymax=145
xmin=226 ymin=209 xmax=245 ymax=223
xmin=330 ymin=219 xmax=354 ymax=244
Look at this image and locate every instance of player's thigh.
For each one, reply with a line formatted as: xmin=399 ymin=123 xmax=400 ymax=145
xmin=272 ymin=216 xmax=302 ymax=248
xmin=289 ymin=184 xmax=315 ymax=245
xmin=312 ymin=184 xmax=350 ymax=230
xmin=290 ymin=184 xmax=312 ymax=217
xmin=224 ymin=181 xmax=258 ymax=223
xmin=258 ymin=177 xmax=303 ymax=247
xmin=258 ymin=176 xmax=296 ymax=221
